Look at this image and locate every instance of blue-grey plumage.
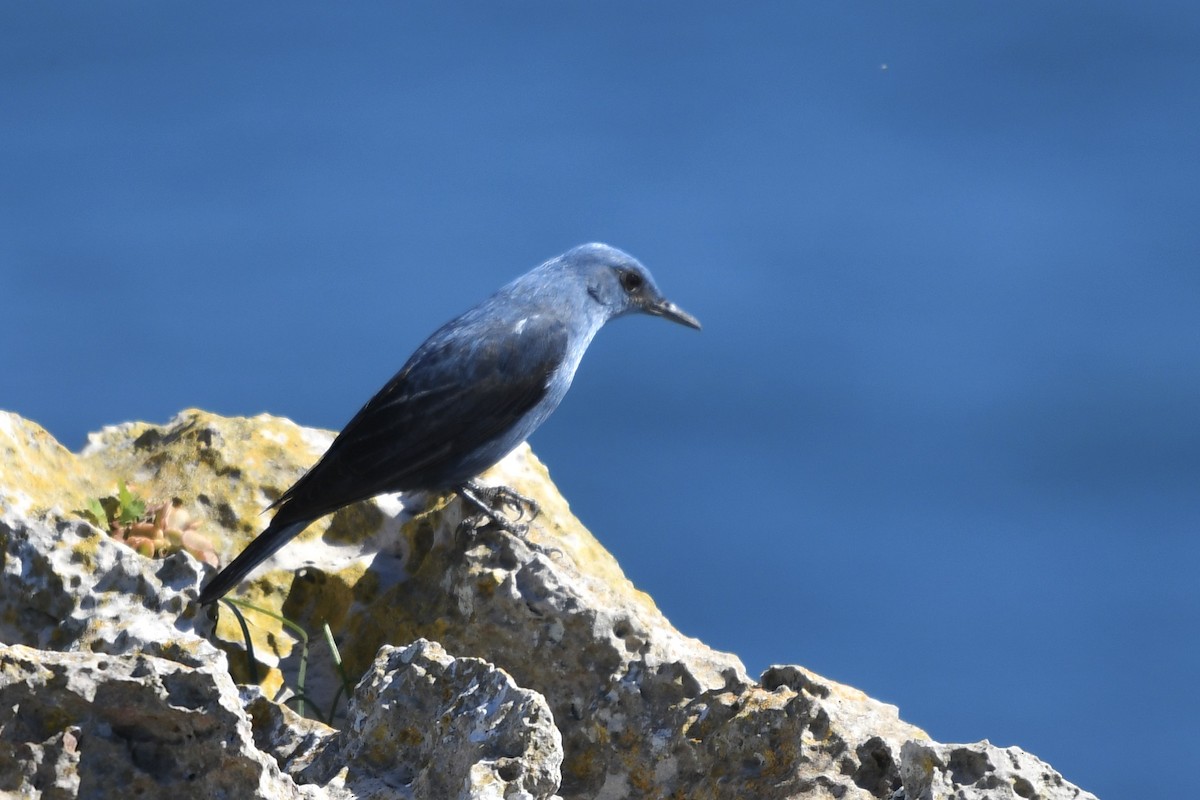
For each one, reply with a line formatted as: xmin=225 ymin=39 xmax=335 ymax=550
xmin=198 ymin=243 xmax=699 ymax=604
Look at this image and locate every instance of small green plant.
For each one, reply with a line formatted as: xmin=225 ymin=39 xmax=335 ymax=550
xmin=221 ymin=598 xmax=355 ymax=724
xmin=83 ymin=481 xmax=218 ymax=566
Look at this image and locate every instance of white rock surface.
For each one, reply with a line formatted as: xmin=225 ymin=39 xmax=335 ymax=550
xmin=898 ymin=740 xmax=1099 ymax=800
xmin=298 ymin=639 xmax=563 ymax=800
xmin=0 ymin=511 xmax=218 ymax=667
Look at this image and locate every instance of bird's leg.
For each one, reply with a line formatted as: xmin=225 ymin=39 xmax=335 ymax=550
xmin=456 ymin=480 xmax=541 ymax=535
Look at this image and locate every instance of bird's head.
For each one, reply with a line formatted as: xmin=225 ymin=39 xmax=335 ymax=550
xmin=565 ymin=243 xmax=702 ymax=330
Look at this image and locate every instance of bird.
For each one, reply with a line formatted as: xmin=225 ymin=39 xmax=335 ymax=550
xmin=197 ymin=243 xmax=700 ymax=604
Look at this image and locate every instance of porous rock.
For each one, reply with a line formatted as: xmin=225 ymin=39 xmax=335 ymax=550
xmin=0 ymin=409 xmax=1101 ymax=799
xmin=0 ymin=511 xmax=218 ymax=668
xmin=298 ymin=639 xmax=563 ymax=800
xmin=0 ymin=643 xmax=309 ymax=800
xmin=898 ymin=739 xmax=1099 ymax=800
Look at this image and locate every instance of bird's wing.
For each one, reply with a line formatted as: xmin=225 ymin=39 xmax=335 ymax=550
xmin=267 ymin=313 xmax=569 ymax=527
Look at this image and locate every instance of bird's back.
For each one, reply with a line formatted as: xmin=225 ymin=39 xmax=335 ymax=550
xmin=266 ymin=298 xmax=577 ymax=529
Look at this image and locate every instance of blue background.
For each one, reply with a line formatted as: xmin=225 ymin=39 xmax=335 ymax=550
xmin=4 ymin=4 xmax=1197 ymax=797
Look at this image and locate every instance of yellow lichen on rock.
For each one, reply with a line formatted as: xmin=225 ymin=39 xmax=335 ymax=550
xmin=0 ymin=411 xmax=93 ymax=517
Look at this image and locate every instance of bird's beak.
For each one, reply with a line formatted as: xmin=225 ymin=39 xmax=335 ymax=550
xmin=646 ymin=298 xmax=702 ymax=330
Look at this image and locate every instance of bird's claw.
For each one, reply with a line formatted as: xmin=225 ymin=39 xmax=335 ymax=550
xmin=456 ymin=481 xmax=540 ymax=536
xmin=487 ymin=484 xmax=542 ymax=522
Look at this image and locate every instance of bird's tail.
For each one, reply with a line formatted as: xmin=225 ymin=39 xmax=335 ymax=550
xmin=197 ymin=518 xmax=311 ymax=605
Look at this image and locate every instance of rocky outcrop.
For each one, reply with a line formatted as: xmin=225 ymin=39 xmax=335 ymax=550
xmin=0 ymin=644 xmax=308 ymax=800
xmin=0 ymin=409 xmax=1099 ymax=799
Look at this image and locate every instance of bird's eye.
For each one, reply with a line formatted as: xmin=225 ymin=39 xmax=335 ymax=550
xmin=619 ymin=270 xmax=644 ymax=293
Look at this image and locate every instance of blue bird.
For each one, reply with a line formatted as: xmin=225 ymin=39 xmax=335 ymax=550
xmin=197 ymin=243 xmax=700 ymax=604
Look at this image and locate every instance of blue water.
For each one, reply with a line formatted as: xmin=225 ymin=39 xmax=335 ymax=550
xmin=4 ymin=4 xmax=1197 ymax=796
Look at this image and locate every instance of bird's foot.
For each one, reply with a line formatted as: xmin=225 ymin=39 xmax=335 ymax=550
xmin=456 ymin=480 xmax=540 ymax=536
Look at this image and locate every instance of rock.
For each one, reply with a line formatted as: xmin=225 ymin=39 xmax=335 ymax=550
xmin=242 ymin=685 xmax=337 ymax=781
xmin=0 ymin=511 xmax=218 ymax=668
xmin=0 ymin=638 xmax=559 ymax=800
xmin=0 ymin=409 xmax=1101 ymax=799
xmin=0 ymin=643 xmax=309 ymax=800
xmin=898 ymin=740 xmax=1100 ymax=800
xmin=298 ymin=639 xmax=563 ymax=800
